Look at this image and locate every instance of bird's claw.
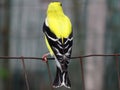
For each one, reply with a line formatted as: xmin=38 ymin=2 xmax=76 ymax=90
xmin=42 ymin=54 xmax=48 ymax=62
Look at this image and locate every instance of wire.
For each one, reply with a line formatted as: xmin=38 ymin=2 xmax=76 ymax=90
xmin=0 ymin=54 xmax=120 ymax=90
xmin=21 ymin=57 xmax=30 ymax=90
xmin=0 ymin=54 xmax=120 ymax=60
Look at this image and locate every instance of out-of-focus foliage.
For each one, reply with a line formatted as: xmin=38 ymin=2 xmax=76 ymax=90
xmin=0 ymin=68 xmax=9 ymax=79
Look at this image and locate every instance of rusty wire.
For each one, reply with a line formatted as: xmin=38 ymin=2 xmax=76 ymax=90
xmin=0 ymin=54 xmax=120 ymax=90
xmin=115 ymin=55 xmax=120 ymax=90
xmin=21 ymin=57 xmax=30 ymax=90
xmin=46 ymin=61 xmax=54 ymax=90
xmin=80 ymin=57 xmax=85 ymax=90
xmin=0 ymin=54 xmax=120 ymax=60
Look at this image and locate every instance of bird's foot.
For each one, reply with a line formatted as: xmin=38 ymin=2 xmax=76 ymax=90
xmin=42 ymin=53 xmax=50 ymax=62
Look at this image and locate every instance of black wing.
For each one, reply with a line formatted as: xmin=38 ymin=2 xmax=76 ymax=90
xmin=43 ymin=22 xmax=73 ymax=63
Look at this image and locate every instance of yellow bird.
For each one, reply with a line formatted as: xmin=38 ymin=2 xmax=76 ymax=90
xmin=42 ymin=2 xmax=73 ymax=88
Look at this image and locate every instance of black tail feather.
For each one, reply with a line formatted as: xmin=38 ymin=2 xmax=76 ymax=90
xmin=52 ymin=67 xmax=71 ymax=88
xmin=52 ymin=67 xmax=62 ymax=88
xmin=64 ymin=71 xmax=71 ymax=88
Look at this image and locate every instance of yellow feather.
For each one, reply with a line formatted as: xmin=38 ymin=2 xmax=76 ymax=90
xmin=45 ymin=2 xmax=72 ymax=55
xmin=45 ymin=36 xmax=54 ymax=55
xmin=47 ymin=2 xmax=72 ymax=39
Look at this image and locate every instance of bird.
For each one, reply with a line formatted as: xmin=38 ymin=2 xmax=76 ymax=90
xmin=42 ymin=1 xmax=73 ymax=88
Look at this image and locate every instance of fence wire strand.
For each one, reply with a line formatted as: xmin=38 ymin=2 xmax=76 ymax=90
xmin=80 ymin=57 xmax=85 ymax=90
xmin=46 ymin=61 xmax=54 ymax=90
xmin=115 ymin=55 xmax=120 ymax=90
xmin=0 ymin=54 xmax=120 ymax=60
xmin=21 ymin=56 xmax=30 ymax=90
xmin=0 ymin=54 xmax=120 ymax=90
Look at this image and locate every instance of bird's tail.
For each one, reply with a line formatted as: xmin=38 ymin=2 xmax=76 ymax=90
xmin=52 ymin=67 xmax=71 ymax=88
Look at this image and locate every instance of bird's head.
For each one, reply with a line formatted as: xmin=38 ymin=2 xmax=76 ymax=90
xmin=47 ymin=2 xmax=64 ymax=15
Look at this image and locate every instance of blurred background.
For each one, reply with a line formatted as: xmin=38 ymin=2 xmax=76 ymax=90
xmin=0 ymin=0 xmax=120 ymax=90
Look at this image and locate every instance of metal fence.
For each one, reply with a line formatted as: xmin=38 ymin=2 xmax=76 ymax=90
xmin=0 ymin=54 xmax=120 ymax=90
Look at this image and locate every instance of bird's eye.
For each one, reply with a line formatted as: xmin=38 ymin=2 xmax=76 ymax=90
xmin=60 ymin=3 xmax=62 ymax=6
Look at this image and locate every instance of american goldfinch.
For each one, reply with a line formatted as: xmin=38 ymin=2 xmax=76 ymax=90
xmin=42 ymin=2 xmax=73 ymax=88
